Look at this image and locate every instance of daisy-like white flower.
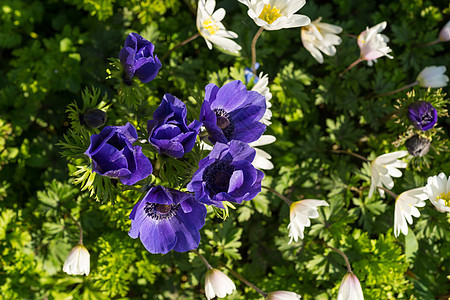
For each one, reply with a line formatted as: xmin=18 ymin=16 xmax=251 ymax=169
xmin=368 ymin=151 xmax=408 ymax=199
xmin=249 ymin=135 xmax=276 ymax=170
xmin=416 ymin=66 xmax=449 ymax=88
xmin=251 ymin=72 xmax=273 ymax=126
xmin=357 ymin=21 xmax=393 ymax=66
xmin=196 ymin=0 xmax=242 ymax=54
xmin=337 ymin=272 xmax=364 ymax=300
xmin=63 ymin=244 xmax=90 ymax=276
xmin=438 ymin=20 xmax=450 ymax=42
xmin=204 ymin=268 xmax=236 ymax=300
xmin=288 ymin=199 xmax=329 ymax=243
xmin=424 ymin=172 xmax=450 ymax=213
xmin=237 ymin=0 xmax=310 ymax=31
xmin=301 ymin=17 xmax=343 ymax=64
xmin=266 ymin=290 xmax=301 ymax=300
xmin=394 ymin=188 xmax=428 ymax=237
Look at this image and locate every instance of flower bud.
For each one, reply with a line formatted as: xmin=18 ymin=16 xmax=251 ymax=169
xmin=416 ymin=66 xmax=449 ymax=88
xmin=63 ymin=244 xmax=90 ymax=276
xmin=407 ymin=101 xmax=438 ymax=131
xmin=438 ymin=20 xmax=450 ymax=42
xmin=266 ymin=290 xmax=301 ymax=300
xmin=405 ymin=135 xmax=431 ymax=157
xmin=337 ymin=272 xmax=364 ymax=300
xmin=204 ymin=268 xmax=236 ymax=300
xmin=83 ymin=109 xmax=107 ymax=128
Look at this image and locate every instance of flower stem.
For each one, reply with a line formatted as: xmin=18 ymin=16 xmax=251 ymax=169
xmin=418 ymin=39 xmax=441 ymax=47
xmin=377 ymin=186 xmax=398 ymax=199
xmin=192 ymin=249 xmax=213 ymax=269
xmin=331 ymin=149 xmax=369 ymax=162
xmin=161 ymin=32 xmax=200 ymax=61
xmin=324 ymin=244 xmax=352 ymax=273
xmin=223 ymin=265 xmax=268 ymax=298
xmin=374 ymin=81 xmax=419 ymax=98
xmin=251 ymin=27 xmax=264 ymax=76
xmin=262 ymin=186 xmax=293 ymax=206
xmin=339 ymin=57 xmax=364 ymax=77
xmin=67 ymin=213 xmax=84 ymax=245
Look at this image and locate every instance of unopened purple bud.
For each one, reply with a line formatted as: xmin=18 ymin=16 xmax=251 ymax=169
xmin=83 ymin=109 xmax=107 ymax=128
xmin=407 ymin=101 xmax=438 ymax=131
xmin=405 ymin=135 xmax=431 ymax=157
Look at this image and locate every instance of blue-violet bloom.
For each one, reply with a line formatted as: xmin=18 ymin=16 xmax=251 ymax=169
xmin=187 ymin=140 xmax=264 ymax=208
xmin=408 ymin=101 xmax=438 ymax=131
xmin=200 ymin=80 xmax=266 ymax=144
xmin=129 ymin=186 xmax=207 ymax=254
xmin=244 ymin=62 xmax=260 ymax=84
xmin=85 ymin=122 xmax=152 ymax=185
xmin=148 ymin=94 xmax=202 ymax=158
xmin=119 ymin=33 xmax=162 ymax=83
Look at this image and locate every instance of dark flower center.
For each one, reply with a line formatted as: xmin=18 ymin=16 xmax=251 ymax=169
xmin=203 ymin=161 xmax=235 ymax=197
xmin=420 ymin=110 xmax=434 ymax=126
xmin=107 ymin=133 xmax=127 ymax=150
xmin=144 ymin=202 xmax=180 ymax=220
xmin=214 ymin=109 xmax=234 ymax=141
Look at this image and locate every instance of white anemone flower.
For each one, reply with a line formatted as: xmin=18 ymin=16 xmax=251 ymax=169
xmin=416 ymin=66 xmax=449 ymax=88
xmin=424 ymin=172 xmax=450 ymax=213
xmin=438 ymin=20 xmax=450 ymax=42
xmin=301 ymin=17 xmax=343 ymax=64
xmin=249 ymin=135 xmax=276 ymax=170
xmin=394 ymin=188 xmax=428 ymax=237
xmin=266 ymin=290 xmax=302 ymax=299
xmin=357 ymin=21 xmax=393 ymax=66
xmin=237 ymin=0 xmax=310 ymax=31
xmin=63 ymin=244 xmax=90 ymax=276
xmin=288 ymin=199 xmax=329 ymax=243
xmin=196 ymin=0 xmax=242 ymax=54
xmin=337 ymin=272 xmax=364 ymax=300
xmin=205 ymin=268 xmax=236 ymax=300
xmin=368 ymin=150 xmax=408 ymax=199
xmin=251 ymin=72 xmax=273 ymax=126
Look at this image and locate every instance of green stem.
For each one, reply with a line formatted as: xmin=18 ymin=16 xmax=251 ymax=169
xmin=377 ymin=186 xmax=398 ymax=199
xmin=262 ymin=186 xmax=293 ymax=206
xmin=324 ymin=244 xmax=352 ymax=273
xmin=374 ymin=81 xmax=419 ymax=98
xmin=67 ymin=213 xmax=83 ymax=245
xmin=161 ymin=32 xmax=200 ymax=61
xmin=251 ymin=27 xmax=264 ymax=77
xmin=339 ymin=57 xmax=364 ymax=77
xmin=223 ymin=265 xmax=268 ymax=298
xmin=331 ymin=149 xmax=369 ymax=162
xmin=192 ymin=249 xmax=212 ymax=269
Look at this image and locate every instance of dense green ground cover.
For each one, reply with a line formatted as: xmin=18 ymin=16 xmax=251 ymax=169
xmin=0 ymin=0 xmax=449 ymax=299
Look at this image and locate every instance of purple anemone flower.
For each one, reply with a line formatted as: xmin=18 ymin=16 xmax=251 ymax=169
xmin=85 ymin=122 xmax=152 ymax=185
xmin=408 ymin=101 xmax=438 ymax=131
xmin=119 ymin=33 xmax=162 ymax=83
xmin=147 ymin=94 xmax=202 ymax=158
xmin=200 ymin=80 xmax=266 ymax=144
xmin=129 ymin=186 xmax=207 ymax=254
xmin=187 ymin=140 xmax=264 ymax=208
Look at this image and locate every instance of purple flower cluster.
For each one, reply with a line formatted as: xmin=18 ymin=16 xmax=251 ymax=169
xmin=84 ymin=34 xmax=267 ymax=255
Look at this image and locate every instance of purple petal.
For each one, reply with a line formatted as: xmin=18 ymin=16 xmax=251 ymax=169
xmin=139 ymin=218 xmax=177 ymax=254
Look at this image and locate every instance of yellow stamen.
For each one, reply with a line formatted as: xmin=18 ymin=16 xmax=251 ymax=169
xmin=258 ymin=4 xmax=282 ymax=24
xmin=437 ymin=192 xmax=450 ymax=207
xmin=202 ymin=17 xmax=219 ymax=35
